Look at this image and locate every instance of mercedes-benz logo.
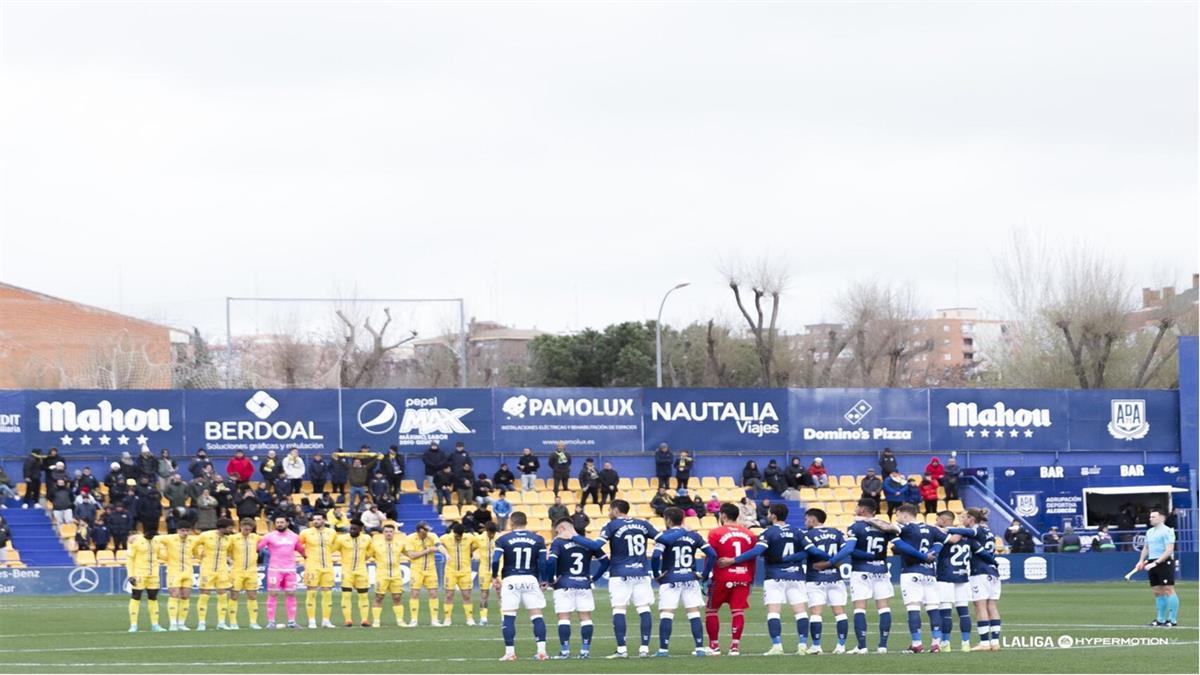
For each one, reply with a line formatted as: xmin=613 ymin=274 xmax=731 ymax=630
xmin=69 ymin=567 xmax=101 ymax=593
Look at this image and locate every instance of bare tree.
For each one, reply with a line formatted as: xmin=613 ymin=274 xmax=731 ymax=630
xmin=723 ymin=256 xmax=788 ymax=386
xmin=335 ymin=307 xmax=418 ymax=387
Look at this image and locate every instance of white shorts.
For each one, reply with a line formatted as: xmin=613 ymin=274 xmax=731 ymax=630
xmin=658 ymin=581 xmax=703 ymax=611
xmin=763 ymin=578 xmax=807 ymax=606
xmin=806 ymin=581 xmax=847 ymax=608
xmin=609 ymin=576 xmax=654 ymax=609
xmin=500 ymin=574 xmax=546 ymax=612
xmin=900 ymin=573 xmax=940 ymax=608
xmin=553 ymin=587 xmax=595 ymax=614
xmin=969 ymin=574 xmax=1002 ymax=601
xmin=850 ymin=571 xmax=894 ymax=602
xmin=938 ymin=581 xmax=971 ymax=607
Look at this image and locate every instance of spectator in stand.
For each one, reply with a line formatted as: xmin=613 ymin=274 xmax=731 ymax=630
xmin=578 ymin=458 xmax=600 ymax=507
xmin=137 ymin=448 xmax=158 ymax=484
xmin=314 ymin=492 xmax=335 ymax=516
xmin=549 ymin=443 xmax=572 ymax=495
xmin=492 ymin=463 xmax=515 ymax=492
xmin=253 ymin=483 xmax=272 ymax=511
xmin=0 ymin=514 xmax=10 ymax=547
xmin=76 ymin=466 xmax=100 ymax=496
xmin=1091 ymin=525 xmax=1116 ymax=552
xmin=43 ymin=447 xmax=63 ymax=486
xmin=547 ymin=495 xmax=569 ymax=524
xmin=361 ymin=504 xmax=385 ymax=533
xmin=115 ymin=451 xmax=137 ymax=482
xmin=91 ymin=516 xmax=110 ymax=552
xmin=882 ymin=470 xmax=906 ymax=517
xmin=195 ymin=490 xmax=218 ymax=531
xmin=225 ymin=450 xmax=254 ymax=488
xmin=136 ymin=482 xmax=163 ymax=534
xmin=421 ymin=442 xmax=449 ymax=485
xmin=919 ymin=474 xmax=940 ymax=514
xmin=236 ymin=488 xmax=261 ymax=520
xmin=449 ymin=442 xmax=473 ymax=477
xmin=860 ymin=469 xmax=883 ymax=502
xmin=369 ymin=472 xmax=390 ymax=505
xmin=432 ymin=466 xmax=454 ymax=514
xmin=807 ymin=457 xmax=829 ymax=488
xmin=156 ymin=449 xmax=176 ymax=491
xmin=690 ymin=493 xmax=706 ymax=519
xmin=0 ymin=465 xmax=16 ymax=504
xmin=942 ymin=457 xmax=961 ymax=501
xmin=492 ymin=490 xmax=513 ymax=530
xmin=185 ymin=448 xmax=209 ymax=480
xmin=741 ymin=461 xmax=762 ymax=497
xmin=705 ymin=493 xmax=721 ymax=521
xmin=925 ymin=456 xmax=945 ymax=483
xmin=675 ymin=450 xmax=694 ymax=490
xmin=330 ymin=451 xmax=350 ymax=495
xmin=73 ymin=487 xmax=100 ymax=524
xmin=22 ymin=449 xmax=45 ymax=508
xmin=382 ymin=446 xmax=405 ymax=496
xmin=677 ymin=488 xmax=697 ymax=517
xmin=283 ymin=448 xmax=306 ymax=494
xmin=1005 ymin=519 xmax=1034 ymax=553
xmin=309 ymin=453 xmax=329 ymax=495
xmin=878 ymin=447 xmax=898 ymax=477
xmin=785 ymin=457 xmax=811 ymax=492
xmin=108 ymin=504 xmax=132 ymax=549
xmin=1060 ymin=525 xmax=1082 ymax=552
xmin=454 ymin=462 xmax=475 ymax=507
xmin=756 ymin=498 xmax=772 ymax=528
xmin=736 ymin=496 xmax=758 ymax=529
xmin=74 ymin=520 xmax=93 ymax=552
xmin=469 ymin=502 xmax=493 ymax=533
xmin=903 ymin=476 xmax=921 ymax=507
xmin=517 ymin=448 xmax=539 ymax=491
xmin=650 ymin=487 xmax=674 ymax=516
xmin=763 ymin=459 xmax=786 ymax=495
xmin=475 ymin=473 xmax=494 ymax=506
xmin=49 ymin=479 xmax=74 ymax=525
xmin=259 ymin=450 xmax=280 ymax=492
xmin=271 ymin=473 xmax=292 ymax=499
xmin=654 ymin=443 xmax=674 ymax=490
xmin=339 ymin=449 xmax=382 ymax=510
xmin=598 ymin=461 xmax=620 ymax=506
xmin=571 ymin=504 xmax=590 ymax=536
xmin=1041 ymin=526 xmax=1060 ymax=552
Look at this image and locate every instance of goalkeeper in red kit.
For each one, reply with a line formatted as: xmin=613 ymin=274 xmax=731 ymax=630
xmin=705 ymin=503 xmax=758 ymax=655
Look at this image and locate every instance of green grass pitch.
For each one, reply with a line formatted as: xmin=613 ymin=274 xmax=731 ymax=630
xmin=0 ymin=583 xmax=1195 ymax=673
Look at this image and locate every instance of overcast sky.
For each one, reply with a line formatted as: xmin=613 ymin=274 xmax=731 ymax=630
xmin=1 ymin=1 xmax=1196 ymax=341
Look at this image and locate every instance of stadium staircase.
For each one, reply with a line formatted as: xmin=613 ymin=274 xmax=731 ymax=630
xmin=1 ymin=506 xmax=74 ymax=566
xmin=396 ymin=492 xmax=445 ymax=535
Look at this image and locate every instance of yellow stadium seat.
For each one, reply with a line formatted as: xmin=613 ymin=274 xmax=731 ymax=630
xmin=631 ymin=477 xmax=650 ymax=491
xmin=684 ymin=516 xmax=702 ymax=529
xmin=717 ymin=477 xmax=735 ymax=489
xmin=58 ymin=523 xmax=77 ymax=539
xmin=947 ymin=500 xmax=964 ymax=512
xmin=617 ymin=478 xmax=633 ymax=490
xmin=539 ymin=492 xmax=558 ymax=505
xmin=633 ymin=504 xmax=655 ymax=518
xmin=836 ymin=475 xmax=855 ymax=488
xmin=700 ymin=477 xmax=720 ymax=489
xmin=799 ymin=488 xmax=818 ymax=503
xmin=96 ymin=550 xmax=117 ymax=566
xmin=567 ymin=478 xmax=581 ymax=491
xmin=584 ymin=504 xmax=602 ymax=518
xmin=401 ymin=480 xmax=419 ymax=493
xmin=534 ymin=479 xmax=549 ymax=491
xmin=908 ymin=474 xmax=922 ymax=484
xmin=529 ymin=505 xmax=549 ymax=520
xmin=835 ymin=487 xmax=855 ymax=501
xmin=937 ymin=486 xmax=946 ymax=500
xmin=115 ymin=549 xmax=129 ymax=563
xmin=75 ymin=550 xmax=96 ymax=566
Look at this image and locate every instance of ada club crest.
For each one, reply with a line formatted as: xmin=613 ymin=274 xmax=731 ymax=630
xmin=1014 ymin=493 xmax=1039 ymax=517
xmin=1108 ymin=399 xmax=1149 ymax=441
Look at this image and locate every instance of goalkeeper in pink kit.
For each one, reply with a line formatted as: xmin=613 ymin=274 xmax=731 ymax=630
xmin=257 ymin=516 xmax=306 ymax=629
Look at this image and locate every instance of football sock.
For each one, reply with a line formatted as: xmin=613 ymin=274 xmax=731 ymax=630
xmin=216 ymin=595 xmax=228 ymax=623
xmin=287 ymin=595 xmax=299 ymax=622
xmin=658 ymin=614 xmax=672 ymax=649
xmin=197 ymin=595 xmax=208 ymax=624
xmin=267 ymin=595 xmax=278 ymax=624
xmin=940 ymin=606 xmax=953 ymax=639
xmin=878 ymin=608 xmax=891 ymax=648
xmin=148 ymin=599 xmax=159 ymax=625
xmin=559 ymin=620 xmax=572 ymax=652
xmin=464 ymin=604 xmax=474 ymax=623
xmin=796 ymin=615 xmax=809 ymax=645
xmin=167 ymin=597 xmax=178 ymax=624
xmin=688 ymin=612 xmax=704 ymax=648
xmin=409 ymin=598 xmax=421 ymax=623
xmin=179 ymin=597 xmax=190 ymax=625
xmin=246 ymin=598 xmax=258 ymax=625
xmin=1167 ymin=594 xmax=1179 ymax=621
xmin=834 ymin=613 xmax=848 ymax=646
xmin=853 ymin=609 xmax=867 ymax=649
xmin=957 ymin=606 xmax=971 ymax=642
xmin=928 ymin=608 xmax=942 ymax=643
xmin=532 ymin=616 xmax=547 ymax=648
xmin=1156 ymin=595 xmax=1167 ymax=622
xmin=357 ymin=593 xmax=369 ymax=621
xmin=990 ymin=618 xmax=1000 ymax=644
xmin=705 ymin=610 xmax=720 ymax=650
xmin=809 ymin=614 xmax=823 ymax=647
xmin=639 ymin=610 xmax=652 ymax=647
xmin=373 ymin=605 xmax=383 ymax=624
xmin=480 ymin=606 xmax=489 ymax=623
xmin=129 ymin=599 xmax=140 ymax=627
xmin=502 ymin=614 xmax=516 ymax=646
xmin=731 ymin=610 xmax=746 ymax=647
xmin=977 ymin=619 xmax=992 ymax=643
xmin=341 ymin=592 xmax=352 ymax=621
xmin=580 ymin=619 xmax=594 ymax=652
xmin=306 ymin=592 xmax=317 ymax=621
xmin=444 ymin=601 xmax=454 ymax=623
xmin=767 ymin=612 xmax=782 ymax=645
xmin=613 ymin=611 xmax=628 ymax=648
xmin=322 ymin=591 xmax=333 ymax=622
xmin=429 ymin=598 xmax=440 ymax=621
xmin=907 ymin=609 xmax=922 ymax=643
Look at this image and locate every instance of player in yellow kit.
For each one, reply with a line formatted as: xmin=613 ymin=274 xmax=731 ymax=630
xmin=476 ymin=522 xmax=499 ymax=626
xmin=298 ymin=513 xmax=339 ymax=628
xmin=335 ymin=519 xmax=374 ymax=627
xmin=226 ymin=518 xmax=262 ymax=630
xmin=440 ymin=522 xmax=481 ymax=626
xmin=371 ymin=521 xmax=408 ymax=627
xmin=190 ymin=518 xmax=235 ymax=630
xmin=125 ymin=528 xmax=166 ymax=632
xmin=156 ymin=520 xmax=196 ymax=631
xmin=405 ymin=521 xmax=444 ymax=627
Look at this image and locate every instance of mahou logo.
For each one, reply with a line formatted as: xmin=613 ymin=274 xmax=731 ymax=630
xmin=37 ymin=400 xmax=172 ymax=432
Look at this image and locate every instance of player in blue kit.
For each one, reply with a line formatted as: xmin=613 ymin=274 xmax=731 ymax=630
xmin=935 ymin=509 xmax=974 ymax=651
xmin=491 ymin=512 xmax=549 ymax=661
xmin=573 ymin=499 xmax=659 ymax=658
xmin=651 ymin=506 xmax=717 ymax=657
xmin=892 ymin=504 xmax=947 ymax=653
xmin=802 ymin=508 xmax=856 ymax=655
xmin=960 ymin=507 xmax=1001 ymax=651
xmin=546 ymin=518 xmax=610 ymax=659
xmin=846 ymin=498 xmax=898 ymax=654
xmin=719 ymin=502 xmax=812 ymax=656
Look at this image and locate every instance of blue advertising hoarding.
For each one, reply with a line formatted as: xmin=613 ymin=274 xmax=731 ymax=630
xmin=0 ymin=391 xmax=23 ymax=454
xmin=183 ymin=389 xmax=340 ymax=455
xmin=1180 ymin=336 xmax=1198 ymax=468
xmin=929 ymin=388 xmax=1070 ymax=451
xmin=643 ymin=388 xmax=789 ymax=451
xmin=790 ymin=388 xmax=929 ymax=451
xmin=492 ymin=388 xmax=642 ymax=451
xmin=22 ymin=389 xmax=184 ymax=456
xmin=340 ymin=388 xmax=494 ymax=452
xmin=1067 ymin=390 xmax=1179 ymax=451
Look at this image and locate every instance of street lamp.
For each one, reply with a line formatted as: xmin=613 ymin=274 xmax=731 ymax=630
xmin=655 ymin=282 xmax=691 ymax=387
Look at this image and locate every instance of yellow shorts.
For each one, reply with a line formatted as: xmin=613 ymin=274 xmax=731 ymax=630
xmin=445 ymin=570 xmax=472 ymax=590
xmin=231 ymin=572 xmax=259 ymax=592
xmin=130 ymin=574 xmax=161 ymax=591
xmin=199 ymin=571 xmax=231 ymax=591
xmin=166 ymin=571 xmax=193 ymax=589
xmin=304 ymin=568 xmax=335 ymax=589
xmin=375 ymin=576 xmax=405 ymax=594
xmin=410 ymin=568 xmax=439 ymax=590
xmin=342 ymin=569 xmax=370 ymax=591
xmin=478 ymin=570 xmax=492 ymax=588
